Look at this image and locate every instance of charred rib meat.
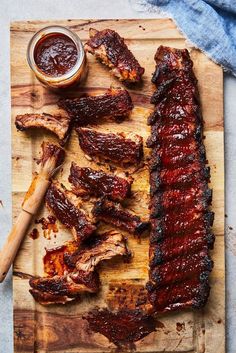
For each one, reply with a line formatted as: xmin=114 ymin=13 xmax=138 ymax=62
xmin=15 ymin=113 xmax=72 ymax=145
xmin=29 ymin=270 xmax=100 ymax=305
xmin=76 ymin=127 xmax=143 ymax=166
xmin=92 ymin=198 xmax=149 ymax=236
xmin=58 ymin=87 xmax=133 ymax=125
xmin=30 ymin=230 xmax=129 ymax=305
xmin=85 ymin=309 xmax=156 ymax=348
xmin=64 ymin=230 xmax=130 ymax=270
xmin=84 ymin=28 xmax=144 ymax=83
xmin=69 ymin=162 xmax=133 ymax=201
xmin=45 ymin=181 xmax=96 ymax=243
xmin=147 ymin=46 xmax=214 ymax=313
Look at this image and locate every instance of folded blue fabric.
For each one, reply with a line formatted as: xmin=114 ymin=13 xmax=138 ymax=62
xmin=134 ymin=0 xmax=236 ymax=76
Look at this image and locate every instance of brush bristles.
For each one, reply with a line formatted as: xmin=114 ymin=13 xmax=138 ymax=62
xmin=39 ymin=142 xmax=65 ymax=178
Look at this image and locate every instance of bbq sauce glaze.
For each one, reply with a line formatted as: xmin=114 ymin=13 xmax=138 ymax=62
xmin=34 ymin=33 xmax=78 ymax=77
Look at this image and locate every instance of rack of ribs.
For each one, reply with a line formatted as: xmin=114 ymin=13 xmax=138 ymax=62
xmin=68 ymin=162 xmax=133 ymax=201
xmin=76 ymin=127 xmax=143 ymax=166
xmin=92 ymin=198 xmax=149 ymax=236
xmin=147 ymin=46 xmax=214 ymax=313
xmin=45 ymin=181 xmax=96 ymax=244
xmin=15 ymin=113 xmax=72 ymax=145
xmin=84 ymin=28 xmax=145 ymax=83
xmin=58 ymin=87 xmax=133 ymax=125
xmin=29 ymin=231 xmax=129 ymax=305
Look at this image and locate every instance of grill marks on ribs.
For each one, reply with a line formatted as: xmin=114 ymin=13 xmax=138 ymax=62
xmin=92 ymin=198 xmax=149 ymax=236
xmin=45 ymin=181 xmax=96 ymax=244
xmin=29 ymin=231 xmax=129 ymax=305
xmin=147 ymin=46 xmax=214 ymax=313
xmin=58 ymin=87 xmax=133 ymax=125
xmin=76 ymin=127 xmax=143 ymax=166
xmin=15 ymin=113 xmax=72 ymax=145
xmin=69 ymin=162 xmax=133 ymax=201
xmin=84 ymin=28 xmax=144 ymax=83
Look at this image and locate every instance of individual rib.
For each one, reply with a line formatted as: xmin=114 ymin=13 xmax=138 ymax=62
xmin=29 ymin=270 xmax=100 ymax=305
xmin=68 ymin=162 xmax=133 ymax=201
xmin=76 ymin=127 xmax=143 ymax=166
xmin=64 ymin=230 xmax=130 ymax=271
xmin=58 ymin=87 xmax=133 ymax=125
xmin=15 ymin=113 xmax=72 ymax=145
xmin=84 ymin=28 xmax=145 ymax=83
xmin=45 ymin=181 xmax=96 ymax=243
xmin=92 ymin=198 xmax=149 ymax=236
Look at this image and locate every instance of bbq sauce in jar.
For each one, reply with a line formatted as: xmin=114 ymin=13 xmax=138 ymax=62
xmin=27 ymin=26 xmax=87 ymax=89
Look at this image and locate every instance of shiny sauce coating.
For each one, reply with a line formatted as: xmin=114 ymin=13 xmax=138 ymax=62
xmin=34 ymin=33 xmax=78 ymax=76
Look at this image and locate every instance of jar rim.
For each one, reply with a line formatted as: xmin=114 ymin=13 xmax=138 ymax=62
xmin=27 ymin=25 xmax=85 ymax=82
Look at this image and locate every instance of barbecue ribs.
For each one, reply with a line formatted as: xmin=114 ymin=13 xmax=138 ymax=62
xmin=29 ymin=231 xmax=129 ymax=305
xmin=15 ymin=113 xmax=72 ymax=145
xmin=45 ymin=181 xmax=96 ymax=243
xmin=84 ymin=28 xmax=144 ymax=83
xmin=68 ymin=162 xmax=133 ymax=201
xmin=76 ymin=127 xmax=143 ymax=166
xmin=92 ymin=198 xmax=149 ymax=236
xmin=147 ymin=46 xmax=214 ymax=313
xmin=58 ymin=87 xmax=133 ymax=125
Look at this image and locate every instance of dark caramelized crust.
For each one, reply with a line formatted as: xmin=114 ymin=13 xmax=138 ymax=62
xmin=150 ymin=231 xmax=215 ymax=266
xmin=150 ymin=163 xmax=210 ymax=194
xmin=85 ymin=309 xmax=156 ymax=347
xmin=92 ymin=198 xmax=149 ymax=236
xmin=150 ymin=211 xmax=214 ymax=243
xmin=147 ymin=46 xmax=214 ymax=313
xmin=76 ymin=127 xmax=143 ymax=166
xmin=29 ymin=270 xmax=100 ymax=305
xmin=69 ymin=162 xmax=133 ymax=201
xmin=45 ymin=182 xmax=96 ymax=243
xmin=84 ymin=28 xmax=145 ymax=83
xmin=147 ymin=277 xmax=210 ymax=313
xmin=64 ymin=230 xmax=130 ymax=270
xmin=150 ymin=185 xmax=212 ymax=217
xmin=15 ymin=113 xmax=72 ymax=145
xmin=58 ymin=87 xmax=133 ymax=125
xmin=149 ymin=250 xmax=213 ymax=287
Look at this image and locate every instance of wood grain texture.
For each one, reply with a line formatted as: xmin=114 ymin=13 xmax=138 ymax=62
xmin=11 ymin=19 xmax=224 ymax=353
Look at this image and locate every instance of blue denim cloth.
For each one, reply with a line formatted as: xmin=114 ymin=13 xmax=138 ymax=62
xmin=140 ymin=0 xmax=236 ymax=75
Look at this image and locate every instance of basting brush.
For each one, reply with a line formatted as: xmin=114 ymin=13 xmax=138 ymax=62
xmin=0 ymin=141 xmax=65 ymax=282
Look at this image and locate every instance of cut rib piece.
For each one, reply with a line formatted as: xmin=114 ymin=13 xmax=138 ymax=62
xmin=64 ymin=230 xmax=130 ymax=271
xmin=84 ymin=28 xmax=144 ymax=83
xmin=147 ymin=277 xmax=210 ymax=313
xmin=69 ymin=162 xmax=133 ymax=201
xmin=45 ymin=181 xmax=96 ymax=243
xmin=58 ymin=87 xmax=133 ymax=125
xmin=85 ymin=309 xmax=156 ymax=348
xmin=76 ymin=127 xmax=143 ymax=166
xmin=149 ymin=250 xmax=213 ymax=287
xmin=92 ymin=198 xmax=149 ymax=236
xmin=29 ymin=270 xmax=100 ymax=305
xmin=15 ymin=113 xmax=72 ymax=145
xmin=149 ymin=231 xmax=215 ymax=266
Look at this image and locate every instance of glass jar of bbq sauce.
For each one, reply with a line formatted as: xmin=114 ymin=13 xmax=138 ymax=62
xmin=27 ymin=26 xmax=87 ymax=89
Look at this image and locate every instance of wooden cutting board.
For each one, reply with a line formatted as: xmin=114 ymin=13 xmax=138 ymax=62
xmin=11 ymin=19 xmax=225 ymax=353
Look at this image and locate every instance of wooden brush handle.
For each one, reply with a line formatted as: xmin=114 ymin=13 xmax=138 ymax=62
xmin=0 ymin=176 xmax=50 ymax=283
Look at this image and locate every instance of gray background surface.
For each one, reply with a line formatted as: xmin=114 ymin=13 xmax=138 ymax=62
xmin=0 ymin=1 xmax=235 ymax=352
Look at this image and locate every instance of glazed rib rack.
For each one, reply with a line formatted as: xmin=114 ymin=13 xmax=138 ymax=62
xmin=147 ymin=46 xmax=214 ymax=313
